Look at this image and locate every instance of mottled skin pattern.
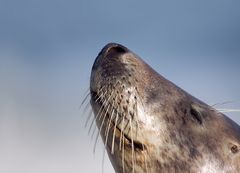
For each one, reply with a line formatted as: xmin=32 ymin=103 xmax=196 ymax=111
xmin=90 ymin=43 xmax=240 ymax=173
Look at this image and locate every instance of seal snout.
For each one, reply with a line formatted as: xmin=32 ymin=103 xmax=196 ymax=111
xmin=99 ymin=43 xmax=129 ymax=57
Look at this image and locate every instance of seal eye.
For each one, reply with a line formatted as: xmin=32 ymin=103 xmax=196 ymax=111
xmin=231 ymin=145 xmax=239 ymax=154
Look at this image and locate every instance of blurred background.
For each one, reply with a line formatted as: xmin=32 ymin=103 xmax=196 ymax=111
xmin=0 ymin=0 xmax=239 ymax=172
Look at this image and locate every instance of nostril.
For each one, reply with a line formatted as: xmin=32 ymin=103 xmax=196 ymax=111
xmin=106 ymin=45 xmax=127 ymax=56
xmin=97 ymin=43 xmax=128 ymax=57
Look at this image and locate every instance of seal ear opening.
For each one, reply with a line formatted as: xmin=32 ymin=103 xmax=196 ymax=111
xmin=229 ymin=143 xmax=239 ymax=154
xmin=190 ymin=104 xmax=203 ymax=125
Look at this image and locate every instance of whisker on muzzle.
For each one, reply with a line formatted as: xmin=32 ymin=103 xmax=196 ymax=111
xmin=93 ymin=90 xmax=115 ymax=153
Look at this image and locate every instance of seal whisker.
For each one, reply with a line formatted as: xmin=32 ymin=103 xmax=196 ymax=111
xmin=95 ymin=87 xmax=107 ymax=103
xmin=120 ymin=113 xmax=125 ymax=151
xmin=98 ymin=90 xmax=114 ymax=121
xmin=80 ymin=91 xmax=90 ymax=109
xmin=129 ymin=116 xmax=135 ymax=173
xmin=142 ymin=145 xmax=150 ymax=173
xmin=111 ymin=107 xmax=119 ymax=154
xmin=89 ymin=93 xmax=107 ymax=138
xmin=84 ymin=108 xmax=94 ymax=128
xmin=90 ymin=120 xmax=97 ymax=140
xmin=88 ymin=101 xmax=104 ymax=136
xmin=217 ymin=109 xmax=240 ymax=113
xmin=122 ymin=119 xmax=126 ymax=173
xmin=211 ymin=100 xmax=236 ymax=107
xmin=104 ymin=112 xmax=112 ymax=137
xmin=88 ymin=90 xmax=109 ymax=136
xmin=104 ymin=94 xmax=117 ymax=145
xmin=101 ymin=101 xmax=117 ymax=173
xmin=82 ymin=101 xmax=91 ymax=118
xmin=90 ymin=91 xmax=112 ymax=140
xmin=101 ymin=148 xmax=106 ymax=173
xmin=104 ymin=102 xmax=115 ymax=137
xmin=93 ymin=103 xmax=111 ymax=153
xmin=90 ymin=109 xmax=103 ymax=138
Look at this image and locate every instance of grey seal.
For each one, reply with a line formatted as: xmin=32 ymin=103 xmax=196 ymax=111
xmin=89 ymin=43 xmax=240 ymax=173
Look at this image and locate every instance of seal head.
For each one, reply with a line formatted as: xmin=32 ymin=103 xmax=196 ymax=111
xmin=90 ymin=43 xmax=240 ymax=173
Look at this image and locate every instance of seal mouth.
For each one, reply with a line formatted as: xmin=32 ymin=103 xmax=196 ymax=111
xmin=91 ymin=90 xmax=146 ymax=152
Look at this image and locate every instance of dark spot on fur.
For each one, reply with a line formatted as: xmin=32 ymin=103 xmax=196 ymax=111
xmin=145 ymin=88 xmax=160 ymax=104
xmin=129 ymin=111 xmax=134 ymax=118
xmin=123 ymin=106 xmax=127 ymax=112
xmin=164 ymin=115 xmax=176 ymax=125
xmin=130 ymin=68 xmax=135 ymax=72
xmin=189 ymin=147 xmax=201 ymax=159
xmin=181 ymin=116 xmax=187 ymax=125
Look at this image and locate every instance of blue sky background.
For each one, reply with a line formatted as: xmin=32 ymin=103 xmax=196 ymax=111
xmin=0 ymin=0 xmax=240 ymax=172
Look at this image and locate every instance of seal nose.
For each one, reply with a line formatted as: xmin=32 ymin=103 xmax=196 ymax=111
xmin=98 ymin=43 xmax=128 ymax=57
